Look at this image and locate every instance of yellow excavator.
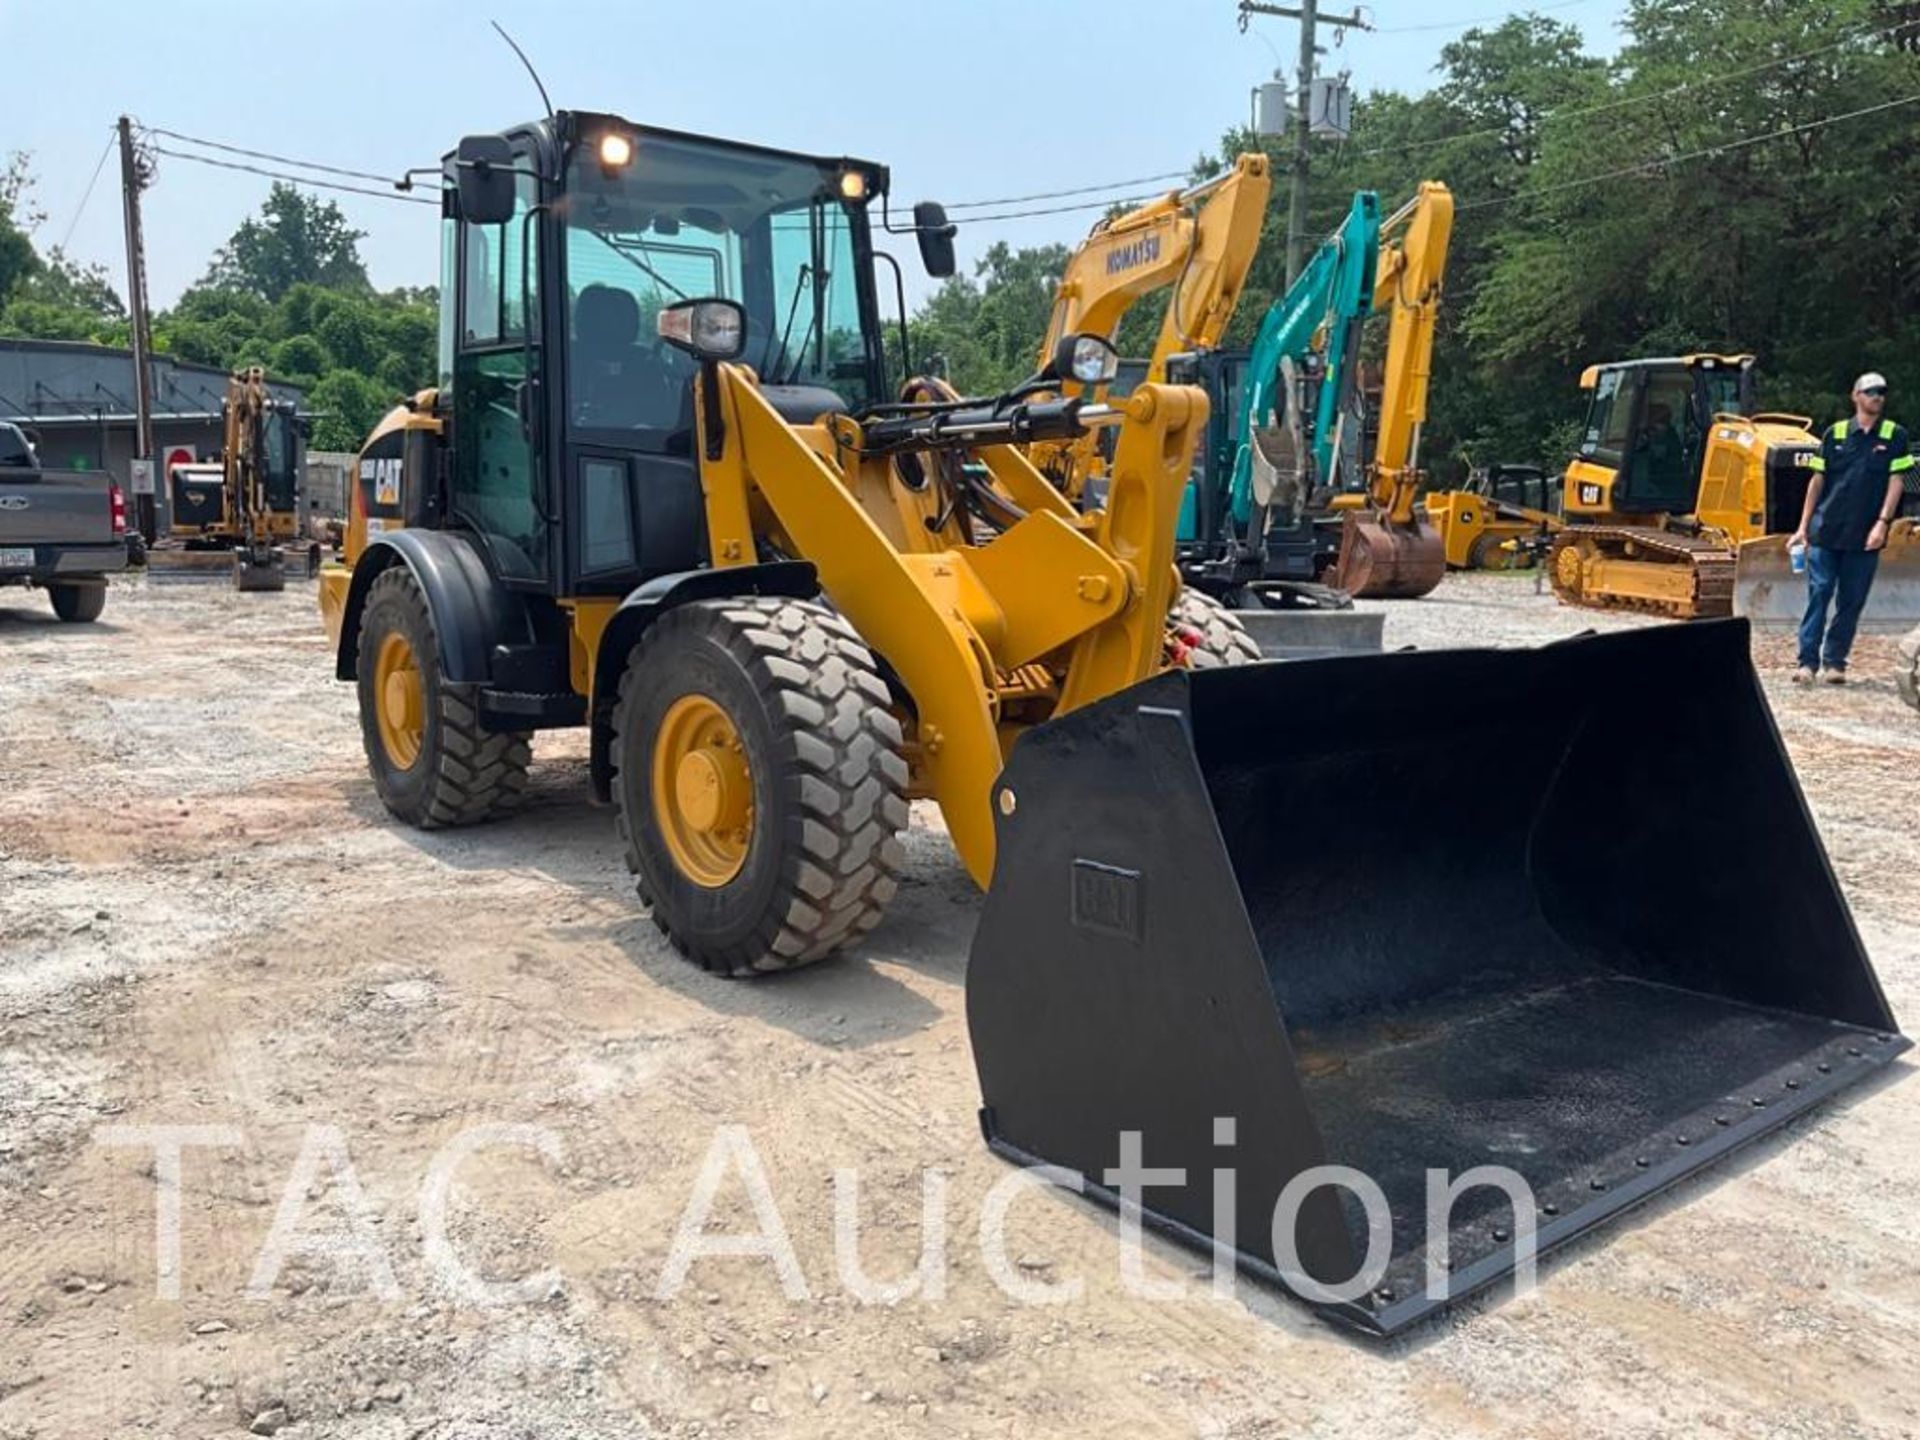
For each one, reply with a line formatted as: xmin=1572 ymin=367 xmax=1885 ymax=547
xmin=1023 ymin=153 xmax=1270 ymax=495
xmin=318 ymin=111 xmax=1905 ymax=1338
xmin=167 ymin=367 xmax=303 ymax=590
xmin=1551 ymin=353 xmax=1920 ymax=619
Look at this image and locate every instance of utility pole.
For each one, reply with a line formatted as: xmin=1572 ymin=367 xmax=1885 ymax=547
xmin=116 ymin=115 xmax=158 ymax=542
xmin=1238 ymin=0 xmax=1371 ymax=285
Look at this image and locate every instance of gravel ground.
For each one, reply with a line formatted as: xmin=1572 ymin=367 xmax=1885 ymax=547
xmin=0 ymin=570 xmax=1914 ymax=1440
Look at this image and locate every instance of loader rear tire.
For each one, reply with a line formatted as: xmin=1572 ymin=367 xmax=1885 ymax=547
xmin=1170 ymin=589 xmax=1262 ymax=668
xmin=613 ymin=596 xmax=909 ymax=976
xmin=355 ymin=566 xmax=530 ymax=828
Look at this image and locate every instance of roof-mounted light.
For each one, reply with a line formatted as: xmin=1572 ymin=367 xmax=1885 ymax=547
xmin=838 ymin=169 xmax=870 ymax=203
xmin=598 ymin=132 xmax=634 ymax=170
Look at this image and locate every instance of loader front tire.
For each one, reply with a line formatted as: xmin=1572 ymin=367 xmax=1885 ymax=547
xmin=354 ymin=566 xmax=530 ymax=828
xmin=613 ymin=596 xmax=909 ymax=976
xmin=1170 ymin=589 xmax=1262 ymax=668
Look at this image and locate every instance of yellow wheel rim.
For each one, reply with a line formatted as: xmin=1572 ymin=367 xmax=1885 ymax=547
xmin=652 ymin=694 xmax=754 ymax=888
xmin=374 ymin=631 xmax=426 ymax=771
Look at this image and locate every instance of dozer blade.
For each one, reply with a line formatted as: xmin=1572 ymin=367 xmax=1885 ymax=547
xmin=968 ymin=620 xmax=1906 ymax=1337
xmin=1734 ymin=527 xmax=1920 ymax=630
xmin=1329 ymin=512 xmax=1445 ymax=599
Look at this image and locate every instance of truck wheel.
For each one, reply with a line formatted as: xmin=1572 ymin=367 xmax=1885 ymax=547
xmin=1170 ymin=589 xmax=1262 ymax=668
xmin=612 ymin=596 xmax=909 ymax=976
xmin=354 ymin=566 xmax=530 ymax=828
xmin=48 ymin=583 xmax=106 ymax=623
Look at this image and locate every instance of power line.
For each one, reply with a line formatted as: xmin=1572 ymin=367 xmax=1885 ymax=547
xmin=946 ymin=171 xmax=1190 ymax=212
xmin=1358 ymin=16 xmax=1919 ymax=158
xmin=1454 ymin=90 xmax=1920 ymax=212
xmin=143 ymin=126 xmax=401 ymax=187
xmin=1368 ymin=0 xmax=1600 ymax=35
xmin=147 ymin=147 xmax=437 ymax=206
xmin=56 ymin=130 xmax=117 ymax=254
xmin=954 ymin=191 xmax=1168 ymax=225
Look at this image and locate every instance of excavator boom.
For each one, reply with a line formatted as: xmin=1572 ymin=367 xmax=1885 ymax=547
xmin=1031 ymin=154 xmax=1270 ymax=489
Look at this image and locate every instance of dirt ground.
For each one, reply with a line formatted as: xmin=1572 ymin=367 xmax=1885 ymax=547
xmin=1 ymin=571 xmax=1915 ymax=1440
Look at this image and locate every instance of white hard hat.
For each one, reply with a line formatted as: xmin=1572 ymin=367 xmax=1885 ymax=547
xmin=1855 ymin=372 xmax=1889 ymax=393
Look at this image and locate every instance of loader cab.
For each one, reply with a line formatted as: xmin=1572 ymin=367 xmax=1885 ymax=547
xmin=437 ymin=111 xmax=897 ymax=600
xmin=1575 ymin=355 xmax=1755 ymax=515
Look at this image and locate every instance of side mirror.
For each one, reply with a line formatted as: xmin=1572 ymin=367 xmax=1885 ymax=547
xmin=1047 ymin=333 xmax=1121 ymax=388
xmin=913 ymin=201 xmax=957 ymax=279
xmin=455 ymin=135 xmax=517 ymax=226
xmin=656 ymin=298 xmax=747 ymax=363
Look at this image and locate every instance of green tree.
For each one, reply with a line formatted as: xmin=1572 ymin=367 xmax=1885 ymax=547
xmin=202 ymin=183 xmax=369 ymax=301
xmin=307 ymin=370 xmax=389 ymax=451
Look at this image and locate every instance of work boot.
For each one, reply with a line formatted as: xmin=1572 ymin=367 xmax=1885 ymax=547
xmin=1820 ymin=666 xmax=1847 ymax=685
xmin=1791 ymin=666 xmax=1817 ymax=683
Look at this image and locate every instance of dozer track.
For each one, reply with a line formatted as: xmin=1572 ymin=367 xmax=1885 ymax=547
xmin=1550 ymin=524 xmax=1735 ymax=620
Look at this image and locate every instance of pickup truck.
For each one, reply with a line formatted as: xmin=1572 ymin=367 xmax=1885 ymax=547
xmin=0 ymin=421 xmax=130 ymax=622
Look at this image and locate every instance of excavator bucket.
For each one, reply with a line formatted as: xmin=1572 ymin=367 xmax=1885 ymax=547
xmin=1329 ymin=511 xmax=1446 ymax=598
xmin=968 ymin=620 xmax=1906 ymax=1337
xmin=233 ymin=548 xmax=287 ymax=593
xmin=1734 ymin=524 xmax=1920 ymax=629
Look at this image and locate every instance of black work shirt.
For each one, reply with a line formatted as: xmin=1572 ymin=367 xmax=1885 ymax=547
xmin=1809 ymin=416 xmax=1913 ymax=551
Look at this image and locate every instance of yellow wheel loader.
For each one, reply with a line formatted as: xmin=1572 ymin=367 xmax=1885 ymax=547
xmin=1552 ymin=353 xmax=1920 ymax=621
xmin=167 ymin=367 xmax=305 ymax=591
xmin=319 ymin=112 xmax=1906 ymax=1337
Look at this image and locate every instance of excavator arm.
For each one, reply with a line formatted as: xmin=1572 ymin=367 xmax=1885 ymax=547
xmin=1327 ymin=180 xmax=1454 ymax=598
xmin=1223 ymin=191 xmax=1380 ymax=540
xmin=1365 ymin=182 xmax=1454 ymax=526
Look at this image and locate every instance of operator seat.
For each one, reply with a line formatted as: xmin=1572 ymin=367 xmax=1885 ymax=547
xmin=572 ymin=285 xmax=679 ymax=429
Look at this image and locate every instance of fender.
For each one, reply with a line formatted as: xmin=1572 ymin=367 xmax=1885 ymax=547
xmin=587 ymin=559 xmax=819 ymax=800
xmin=333 ymin=529 xmax=532 ymax=683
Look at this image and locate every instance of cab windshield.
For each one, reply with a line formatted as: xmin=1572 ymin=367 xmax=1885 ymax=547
xmin=562 ymin=133 xmax=876 ymax=434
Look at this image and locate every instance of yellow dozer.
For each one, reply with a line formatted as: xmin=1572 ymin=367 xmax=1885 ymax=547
xmin=1552 ymin=353 xmax=1920 ymax=620
xmin=319 ymin=113 xmax=1906 ymax=1337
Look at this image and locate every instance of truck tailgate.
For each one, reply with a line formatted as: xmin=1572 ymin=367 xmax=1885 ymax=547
xmin=0 ymin=469 xmax=113 ymax=546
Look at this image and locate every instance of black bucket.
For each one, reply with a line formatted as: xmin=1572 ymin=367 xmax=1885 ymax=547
xmin=967 ymin=619 xmax=1908 ymax=1337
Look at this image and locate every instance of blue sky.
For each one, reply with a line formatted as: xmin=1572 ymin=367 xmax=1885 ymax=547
xmin=5 ymin=0 xmax=1629 ymax=309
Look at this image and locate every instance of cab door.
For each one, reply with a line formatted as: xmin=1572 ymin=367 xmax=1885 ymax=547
xmin=449 ymin=149 xmax=549 ymax=586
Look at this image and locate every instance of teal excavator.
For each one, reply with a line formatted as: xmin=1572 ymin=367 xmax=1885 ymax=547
xmin=1177 ymin=184 xmax=1452 ymax=602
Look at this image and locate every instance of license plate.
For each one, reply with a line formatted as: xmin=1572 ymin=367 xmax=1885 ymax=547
xmin=0 ymin=547 xmax=33 ymax=570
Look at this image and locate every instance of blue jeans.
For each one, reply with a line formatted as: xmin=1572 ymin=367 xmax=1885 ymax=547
xmin=1798 ymin=545 xmax=1881 ymax=670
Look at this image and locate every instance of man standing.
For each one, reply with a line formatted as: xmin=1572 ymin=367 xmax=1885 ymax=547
xmin=1790 ymin=372 xmax=1912 ymax=683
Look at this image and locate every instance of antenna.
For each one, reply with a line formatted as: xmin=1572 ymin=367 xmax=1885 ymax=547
xmin=490 ymin=20 xmax=554 ymax=122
